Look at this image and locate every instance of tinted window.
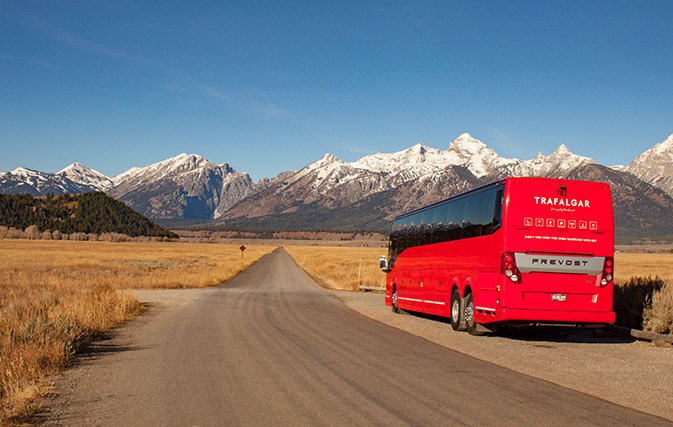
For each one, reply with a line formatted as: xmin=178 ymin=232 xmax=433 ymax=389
xmin=446 ymin=198 xmax=464 ymax=241
xmin=419 ymin=209 xmax=433 ymax=246
xmin=430 ymin=202 xmax=450 ymax=244
xmin=432 ymin=202 xmax=448 ymax=225
xmin=480 ymin=187 xmax=497 ymax=235
xmin=388 ymin=182 xmax=503 ymax=255
xmin=402 ymin=213 xmax=421 ymax=252
xmin=463 ymin=191 xmax=485 ymax=238
xmin=493 ymin=189 xmax=504 ymax=230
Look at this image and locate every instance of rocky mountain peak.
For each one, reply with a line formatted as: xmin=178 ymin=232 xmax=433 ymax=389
xmin=627 ymin=133 xmax=673 ymax=197
xmin=58 ymin=162 xmax=113 ymax=192
xmin=313 ymin=153 xmax=343 ymax=167
xmin=447 ymin=133 xmax=486 ymax=153
xmin=630 ymin=134 xmax=673 ymax=165
xmin=8 ymin=167 xmax=33 ymax=177
xmin=547 ymin=144 xmax=594 ymax=166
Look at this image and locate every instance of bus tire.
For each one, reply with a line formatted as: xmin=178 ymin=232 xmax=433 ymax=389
xmin=392 ymin=285 xmax=399 ymax=313
xmin=465 ymin=293 xmax=484 ymax=336
xmin=450 ymin=289 xmax=463 ymax=331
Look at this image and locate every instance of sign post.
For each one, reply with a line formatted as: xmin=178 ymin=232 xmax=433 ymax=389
xmin=239 ymin=245 xmax=246 ymax=259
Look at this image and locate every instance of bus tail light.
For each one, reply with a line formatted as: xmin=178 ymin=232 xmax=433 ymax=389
xmin=600 ymin=257 xmax=614 ymax=286
xmin=501 ymin=252 xmax=521 ymax=283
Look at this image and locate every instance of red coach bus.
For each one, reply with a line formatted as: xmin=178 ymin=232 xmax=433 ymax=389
xmin=380 ymin=177 xmax=615 ymax=335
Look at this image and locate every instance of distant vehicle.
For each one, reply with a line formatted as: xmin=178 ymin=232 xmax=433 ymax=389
xmin=380 ymin=177 xmax=615 ymax=335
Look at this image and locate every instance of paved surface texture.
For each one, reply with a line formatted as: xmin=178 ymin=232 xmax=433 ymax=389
xmin=331 ymin=290 xmax=673 ymax=422
xmin=39 ymin=248 xmax=672 ymax=426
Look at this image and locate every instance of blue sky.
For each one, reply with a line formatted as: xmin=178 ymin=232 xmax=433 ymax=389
xmin=2 ymin=1 xmax=672 ymax=181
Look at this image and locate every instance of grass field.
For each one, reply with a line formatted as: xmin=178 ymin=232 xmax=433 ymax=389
xmin=1 ymin=241 xmax=670 ymax=423
xmin=0 ymin=240 xmax=276 ymax=424
xmin=284 ymin=245 xmax=387 ymax=292
xmin=614 ymin=253 xmax=673 ymax=285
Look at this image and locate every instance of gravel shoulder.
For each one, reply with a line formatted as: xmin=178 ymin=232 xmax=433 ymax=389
xmin=126 ymin=287 xmax=672 ymax=422
xmin=328 ymin=289 xmax=673 ymax=422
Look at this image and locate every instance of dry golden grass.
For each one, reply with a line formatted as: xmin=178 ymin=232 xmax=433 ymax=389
xmin=0 ymin=240 xmax=276 ymax=424
xmin=614 ymin=253 xmax=673 ymax=285
xmin=615 ymin=253 xmax=673 ymax=334
xmin=284 ymin=245 xmax=387 ymax=291
xmin=643 ymin=282 xmax=673 ymax=334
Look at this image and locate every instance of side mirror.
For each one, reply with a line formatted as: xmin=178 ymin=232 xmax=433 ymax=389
xmin=380 ymin=255 xmax=388 ymax=271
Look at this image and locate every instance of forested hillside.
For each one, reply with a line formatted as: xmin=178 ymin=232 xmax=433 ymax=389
xmin=0 ymin=192 xmax=178 ymax=238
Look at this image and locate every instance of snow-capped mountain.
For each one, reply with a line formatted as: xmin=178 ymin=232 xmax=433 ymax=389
xmin=224 ymin=153 xmax=394 ymax=218
xmin=626 ymin=134 xmax=673 ymax=198
xmin=107 ymin=153 xmax=255 ymax=219
xmin=352 ymin=134 xmax=509 ymax=182
xmin=3 ymin=132 xmax=673 ymax=238
xmin=58 ymin=163 xmax=113 ymax=192
xmin=221 ymin=133 xmax=600 ymax=220
xmin=0 ymin=167 xmax=101 ymax=196
xmin=352 ymin=133 xmax=595 ymax=182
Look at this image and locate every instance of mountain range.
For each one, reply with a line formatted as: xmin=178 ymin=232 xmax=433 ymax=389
xmin=2 ymin=133 xmax=673 ymax=238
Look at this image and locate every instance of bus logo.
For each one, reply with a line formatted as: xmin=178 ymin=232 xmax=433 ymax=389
xmin=568 ymin=220 xmax=577 ymax=229
xmin=535 ymin=218 xmax=544 ymax=227
xmin=557 ymin=219 xmax=566 ymax=228
xmin=590 ymin=221 xmax=598 ymax=230
xmin=524 ymin=217 xmax=533 ymax=226
xmin=546 ymin=219 xmax=555 ymax=228
xmin=579 ymin=221 xmax=587 ymax=229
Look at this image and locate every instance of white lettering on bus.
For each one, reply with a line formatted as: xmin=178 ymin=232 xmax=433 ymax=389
xmin=534 ymin=196 xmax=590 ymax=208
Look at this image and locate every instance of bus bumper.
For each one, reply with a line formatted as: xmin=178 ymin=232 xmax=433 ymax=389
xmin=492 ymin=308 xmax=615 ymax=325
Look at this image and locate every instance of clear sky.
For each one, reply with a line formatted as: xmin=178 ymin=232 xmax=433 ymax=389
xmin=2 ymin=1 xmax=672 ymax=182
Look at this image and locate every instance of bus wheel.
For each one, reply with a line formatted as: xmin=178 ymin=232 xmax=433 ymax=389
xmin=450 ymin=289 xmax=463 ymax=331
xmin=392 ymin=285 xmax=399 ymax=313
xmin=465 ymin=293 xmax=484 ymax=336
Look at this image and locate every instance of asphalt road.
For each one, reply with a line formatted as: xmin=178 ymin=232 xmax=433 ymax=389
xmin=40 ymin=248 xmax=672 ymax=426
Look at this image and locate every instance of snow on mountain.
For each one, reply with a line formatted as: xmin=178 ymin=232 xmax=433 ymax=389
xmin=58 ymin=163 xmax=113 ymax=192
xmin=353 ymin=143 xmax=445 ymax=173
xmin=221 ymin=133 xmax=601 ymax=220
xmin=265 ymin=152 xmax=393 ymax=205
xmin=112 ymin=153 xmax=214 ymax=186
xmin=3 ymin=132 xmax=672 ymax=225
xmin=351 ymin=133 xmax=505 ymax=178
xmin=626 ymin=133 xmax=673 ymax=197
xmin=444 ymin=133 xmax=513 ymax=176
xmin=0 ymin=167 xmax=97 ymax=196
xmin=351 ymin=133 xmax=593 ymax=183
xmin=108 ymin=153 xmax=254 ymax=219
xmin=499 ymin=144 xmax=596 ymax=178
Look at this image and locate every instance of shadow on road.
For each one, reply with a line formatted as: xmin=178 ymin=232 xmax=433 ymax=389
xmin=398 ymin=309 xmax=635 ymax=345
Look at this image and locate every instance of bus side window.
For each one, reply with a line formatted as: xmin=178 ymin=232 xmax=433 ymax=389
xmin=492 ymin=189 xmax=504 ymax=231
xmin=463 ymin=191 xmax=485 ymax=238
xmin=481 ymin=187 xmax=497 ymax=235
xmin=391 ymin=217 xmax=409 ymax=257
xmin=405 ymin=213 xmax=421 ymax=250
xmin=446 ymin=198 xmax=464 ymax=241
xmin=389 ymin=231 xmax=399 ymax=260
xmin=431 ymin=202 xmax=449 ymax=244
xmin=419 ymin=209 xmax=433 ymax=246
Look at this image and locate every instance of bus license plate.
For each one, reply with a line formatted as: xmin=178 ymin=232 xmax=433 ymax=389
xmin=552 ymin=293 xmax=567 ymax=302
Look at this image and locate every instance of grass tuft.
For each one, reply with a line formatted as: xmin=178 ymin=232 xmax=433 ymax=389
xmin=613 ymin=276 xmax=664 ymax=330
